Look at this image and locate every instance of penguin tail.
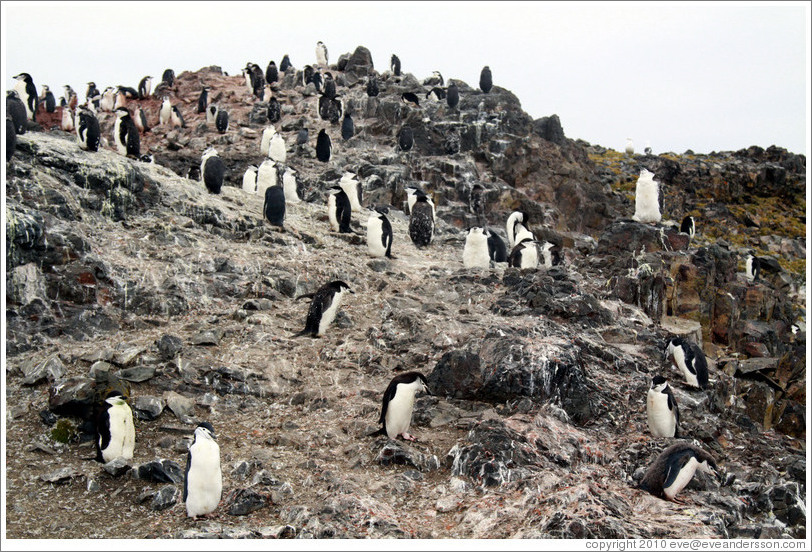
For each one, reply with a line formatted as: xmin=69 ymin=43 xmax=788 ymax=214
xmin=294 ymin=293 xmax=315 ymax=301
xmin=367 ymin=427 xmax=387 ymax=438
xmin=292 ymin=328 xmax=311 ymax=338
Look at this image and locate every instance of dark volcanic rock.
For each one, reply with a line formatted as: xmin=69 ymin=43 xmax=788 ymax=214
xmin=227 ymin=488 xmax=270 ymax=516
xmin=135 ymin=459 xmax=184 ymax=484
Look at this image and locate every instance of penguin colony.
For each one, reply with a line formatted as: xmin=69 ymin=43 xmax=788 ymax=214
xmin=7 ymin=43 xmax=766 ymax=520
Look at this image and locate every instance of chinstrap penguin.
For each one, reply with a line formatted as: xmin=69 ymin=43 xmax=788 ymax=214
xmin=647 ymin=376 xmax=680 ymax=438
xmin=632 ymin=169 xmax=661 ymax=224
xmin=327 ymin=186 xmax=352 ymax=233
xmin=409 ymin=194 xmax=435 ymax=248
xmin=294 ymin=280 xmax=353 ymax=338
xmin=113 ymin=107 xmax=140 ymax=157
xmin=200 ymin=147 xmax=225 ymax=194
xmin=370 ymin=372 xmax=429 ymax=441
xmin=463 ymin=227 xmax=491 ymax=268
xmin=639 ymin=442 xmax=719 ymax=502
xmin=94 ymin=391 xmax=135 ymax=463
xmin=664 ymin=337 xmax=709 ymax=389
xmin=184 ymin=422 xmax=222 ymax=518
xmin=366 ymin=206 xmax=394 ymax=259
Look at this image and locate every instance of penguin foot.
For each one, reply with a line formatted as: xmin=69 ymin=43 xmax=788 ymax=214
xmin=400 ymin=432 xmax=418 ymax=442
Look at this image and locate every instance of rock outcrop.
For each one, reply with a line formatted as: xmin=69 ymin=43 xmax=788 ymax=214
xmin=4 ymin=50 xmax=805 ymax=540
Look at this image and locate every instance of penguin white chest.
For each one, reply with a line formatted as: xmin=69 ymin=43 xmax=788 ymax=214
xmin=113 ymin=118 xmax=127 ymax=155
xmin=327 ymin=194 xmax=339 ymax=231
xmin=102 ymin=402 xmax=135 ymax=462
xmin=269 ymin=134 xmax=286 ymax=162
xmin=671 ymin=346 xmax=698 ymax=387
xmin=633 ymin=173 xmax=661 ymax=224
xmin=463 ymin=232 xmax=490 ymax=268
xmin=385 ymin=385 xmax=419 ymax=438
xmin=646 ymin=389 xmax=676 ymax=438
xmin=663 ymin=457 xmax=702 ymax=500
xmin=185 ymin=438 xmax=222 ymax=517
xmin=256 ymin=163 xmax=277 ymax=198
xmin=159 ymin=101 xmax=171 ymax=125
xmin=745 ymin=257 xmax=755 ymax=282
xmin=366 ymin=215 xmax=386 ymax=257
xmin=242 ymin=168 xmax=258 ymax=193
xmin=520 ymin=242 xmax=539 ymax=269
xmin=318 ymin=290 xmax=344 ymax=335
xmin=283 ymin=171 xmax=299 ymax=203
xmin=260 ymin=127 xmax=275 ymax=156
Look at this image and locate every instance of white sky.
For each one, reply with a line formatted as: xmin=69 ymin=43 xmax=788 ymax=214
xmin=2 ymin=1 xmax=810 ymax=155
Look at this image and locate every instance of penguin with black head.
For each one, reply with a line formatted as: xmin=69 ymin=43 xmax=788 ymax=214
xmin=294 ymin=280 xmax=353 ymax=338
xmin=94 ymin=390 xmax=135 ymax=463
xmin=370 ymin=372 xmax=429 ymax=441
xmin=184 ymin=421 xmax=222 ymax=519
xmin=639 ymin=442 xmax=719 ymax=503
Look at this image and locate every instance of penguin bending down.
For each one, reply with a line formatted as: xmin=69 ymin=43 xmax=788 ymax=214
xmin=294 ymin=280 xmax=353 ymax=337
xmin=463 ymin=227 xmax=491 ymax=268
xmin=487 ymin=229 xmax=508 ymax=263
xmin=200 ymin=147 xmax=225 ymax=194
xmin=75 ymin=106 xmax=101 ymax=152
xmin=370 ymin=372 xmax=429 ymax=441
xmin=327 ymin=186 xmax=352 ymax=233
xmin=647 ymin=376 xmax=680 ymax=438
xmin=94 ymin=391 xmax=135 ymax=463
xmin=508 ymin=239 xmax=539 ymax=269
xmin=113 ymin=108 xmax=140 ymax=157
xmin=339 ymin=172 xmax=363 ymax=212
xmin=184 ymin=422 xmax=222 ymax=518
xmin=366 ymin=207 xmax=394 ymax=258
xmin=242 ymin=165 xmax=258 ymax=193
xmin=632 ymin=169 xmax=661 ymax=224
xmin=664 ymin=337 xmax=709 ymax=389
xmin=639 ymin=442 xmax=718 ymax=502
xmin=263 ymin=185 xmax=286 ymax=227
xmin=506 ymin=210 xmax=532 ymax=249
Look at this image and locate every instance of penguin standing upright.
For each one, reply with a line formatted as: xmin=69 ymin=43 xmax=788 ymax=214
xmin=263 ymin=184 xmax=286 ymax=227
xmin=138 ymin=76 xmax=153 ymax=99
xmin=267 ymin=96 xmax=281 ymax=123
xmin=745 ymin=251 xmax=760 ymax=283
xmin=183 ymin=422 xmax=222 ymax=519
xmin=281 ymin=166 xmax=299 ymax=204
xmin=339 ymin=172 xmax=363 ymax=212
xmin=40 ymin=85 xmax=56 ymax=113
xmin=390 ymin=54 xmax=402 ymax=76
xmin=200 ymin=147 xmax=225 ymax=194
xmin=260 ymin=125 xmax=276 ymax=156
xmin=60 ymin=105 xmax=74 ymax=132
xmin=479 ymin=66 xmax=493 ymax=93
xmin=366 ymin=207 xmax=394 ymax=258
xmin=280 ymin=54 xmax=292 ymax=72
xmin=327 ymin=186 xmax=352 ymax=233
xmin=446 ymin=81 xmax=460 ymax=110
xmin=316 ymin=129 xmax=332 ymax=162
xmin=256 ymin=159 xmax=278 ymax=198
xmin=7 ymin=91 xmax=28 ymax=134
xmin=639 ymin=442 xmax=718 ymax=502
xmin=135 ymin=107 xmax=149 ymax=134
xmin=680 ymin=215 xmax=695 ymax=240
xmin=366 ymin=76 xmax=379 ymax=97
xmin=159 ymin=97 xmax=172 ymax=126
xmin=632 ymin=169 xmax=661 ymax=224
xmin=215 ymin=108 xmax=229 ymax=133
xmin=323 ymin=72 xmax=337 ymax=99
xmin=94 ymin=391 xmax=135 ymax=463
xmin=302 ymin=65 xmax=315 ymax=88
xmin=463 ymin=227 xmax=491 ymax=268
xmin=664 ymin=337 xmax=709 ymax=389
xmin=409 ymin=194 xmax=435 ymax=248
xmin=6 ymin=117 xmax=17 ymax=163
xmin=170 ymin=105 xmax=185 ymax=128
xmin=404 ymin=186 xmax=435 ymax=220
xmin=294 ymin=280 xmax=353 ymax=337
xmin=625 ymin=138 xmax=635 ymax=155
xmin=486 ymin=229 xmax=508 ymax=263
xmin=341 ymin=112 xmax=354 ymax=140
xmin=371 ymin=372 xmax=429 ymax=441
xmin=13 ymin=73 xmax=38 ymax=121
xmin=398 ymin=126 xmax=414 ymax=152
xmin=269 ymin=132 xmax=286 ymax=162
xmin=242 ymin=165 xmax=258 ymax=193
xmin=197 ymin=86 xmax=209 ymax=113
xmin=113 ymin=107 xmax=140 ymax=157
xmin=162 ymin=68 xmax=175 ymax=87
xmin=508 ymin=239 xmax=539 ymax=270
xmin=315 ymin=41 xmax=329 ymax=66
xmin=206 ymin=104 xmax=218 ymax=125
xmin=265 ymin=60 xmax=279 ymax=85
xmin=86 ymin=81 xmax=99 ymax=102
xmin=100 ymin=87 xmax=116 ymax=112
xmin=75 ymin=106 xmax=101 ymax=152
xmin=647 ymin=376 xmax=680 ymax=438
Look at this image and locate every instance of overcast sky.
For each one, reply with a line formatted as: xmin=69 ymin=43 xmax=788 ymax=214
xmin=2 ymin=1 xmax=809 ymax=155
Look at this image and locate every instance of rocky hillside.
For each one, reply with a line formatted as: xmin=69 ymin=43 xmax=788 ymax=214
xmin=4 ymin=45 xmax=806 ymax=540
